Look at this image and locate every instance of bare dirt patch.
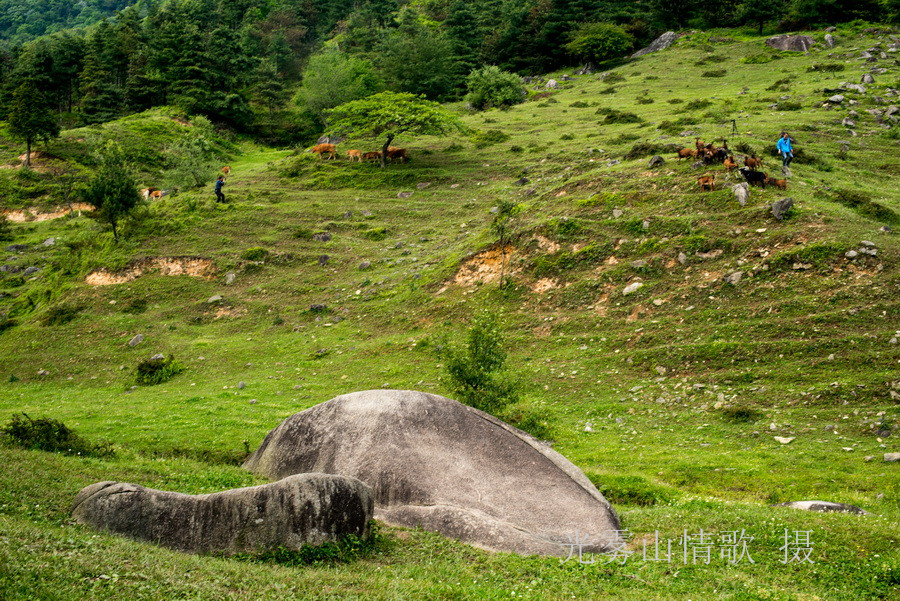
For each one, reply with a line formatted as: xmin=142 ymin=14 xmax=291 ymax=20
xmin=531 ymin=278 xmax=560 ymax=293
xmin=2 ymin=203 xmax=94 ymax=222
xmin=452 ymin=245 xmax=519 ymax=287
xmin=86 ymin=257 xmax=216 ymax=286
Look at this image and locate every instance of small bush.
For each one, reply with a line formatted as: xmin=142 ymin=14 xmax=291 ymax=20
xmin=362 ymin=227 xmax=390 ymax=241
xmin=0 ymin=318 xmax=18 ymax=334
xmin=596 ymin=107 xmax=642 ymax=124
xmin=41 ymin=303 xmax=83 ymax=326
xmin=241 ymin=247 xmax=269 ymax=261
xmin=471 ymin=129 xmax=511 ymax=148
xmin=682 ymin=99 xmax=713 ymax=111
xmin=741 ymin=53 xmax=776 ymax=64
xmin=636 ymin=96 xmax=654 ymax=105
xmin=135 ymin=355 xmax=185 ymax=386
xmin=444 ymin=143 xmax=464 ymax=152
xmin=667 ymin=98 xmax=684 ymax=104
xmin=807 ymin=63 xmax=844 ymax=72
xmin=465 ymin=66 xmax=525 ymax=110
xmin=1 ymin=413 xmax=113 ymax=457
xmin=610 ymin=133 xmax=640 ymax=144
xmin=293 ymin=227 xmax=314 ymax=240
xmin=776 ymin=101 xmax=803 ymax=111
xmin=121 ymin=298 xmax=148 ymax=314
xmin=560 ymin=133 xmax=575 ymax=140
xmin=721 ymin=406 xmax=762 ymax=423
xmin=565 ymin=22 xmax=633 ymax=64
xmin=508 ymin=145 xmax=524 ymax=153
xmin=439 ymin=312 xmax=519 ymax=416
xmin=603 ymin=72 xmax=626 ymax=83
xmin=624 ymin=141 xmax=678 ymax=160
xmin=832 ymin=189 xmax=900 ymax=224
xmin=570 ymin=100 xmax=590 ymax=108
xmin=701 ymin=69 xmax=727 ymax=78
xmin=504 ymin=407 xmax=552 ymax=440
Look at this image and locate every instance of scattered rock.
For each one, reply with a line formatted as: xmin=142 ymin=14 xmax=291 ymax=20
xmin=41 ymin=237 xmax=56 ymax=247
xmin=318 ymin=255 xmax=329 ymax=266
xmin=774 ymin=501 xmax=869 ymax=515
xmin=677 ymin=252 xmax=688 ymax=265
xmin=885 ymin=453 xmax=900 ymax=462
xmin=842 ymin=117 xmax=855 ymax=127
xmin=238 ymin=381 xmax=246 ymax=390
xmin=397 ymin=192 xmax=413 ymax=199
xmin=845 ymin=250 xmax=858 ymax=259
xmin=765 ymin=35 xmax=816 ymax=52
xmin=0 ymin=265 xmax=20 ymax=273
xmin=225 ymin=271 xmax=236 ymax=285
xmin=623 ymin=281 xmax=644 ymax=295
xmin=860 ymin=240 xmax=875 ymax=247
xmin=771 ymin=198 xmax=794 ymax=221
xmin=690 ymin=160 xmax=705 ymax=170
xmin=310 ymin=304 xmax=327 ymax=312
xmin=648 ymin=155 xmax=664 ymax=167
xmin=843 ymin=83 xmax=866 ymax=94
xmin=631 ymin=31 xmax=678 ymax=58
xmin=828 ymin=94 xmax=845 ymax=104
xmin=207 ymin=295 xmax=223 ymax=304
xmin=574 ymin=62 xmax=597 ymax=75
xmin=71 ymin=474 xmax=374 ymax=554
xmin=514 ymin=177 xmax=530 ymax=186
xmin=631 ymin=260 xmax=647 ymax=268
xmin=732 ymin=182 xmax=749 ymax=206
xmin=361 ymin=210 xmax=374 ymax=217
xmin=23 ymin=266 xmax=40 ymax=276
xmin=862 ymin=73 xmax=875 ymax=84
xmin=312 ymin=232 xmax=332 ymax=242
xmin=724 ymin=271 xmax=743 ymax=285
xmin=128 ymin=334 xmax=145 ymax=347
xmin=824 ymin=34 xmax=835 ymax=48
xmin=583 ymin=422 xmax=594 ymax=433
xmin=37 ymin=369 xmax=50 ymax=376
xmin=358 ymin=261 xmax=371 ymax=270
xmin=5 ymin=244 xmax=28 ymax=252
xmin=150 ymin=353 xmax=165 ymax=360
xmin=696 ymin=249 xmax=723 ymax=260
xmin=612 ymin=209 xmax=624 ymax=218
xmin=546 ymin=79 xmax=559 ymax=89
xmin=773 ymin=436 xmax=794 ymax=444
xmin=242 ymin=390 xmax=622 ymax=557
xmin=416 ymin=182 xmax=431 ymax=189
xmin=607 ymin=159 xmax=621 ymax=166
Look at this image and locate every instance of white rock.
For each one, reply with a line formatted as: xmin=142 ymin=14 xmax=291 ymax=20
xmin=623 ymin=282 xmax=643 ymax=295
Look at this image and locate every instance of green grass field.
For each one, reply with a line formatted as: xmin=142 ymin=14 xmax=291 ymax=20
xmin=1 ymin=25 xmax=898 ymax=600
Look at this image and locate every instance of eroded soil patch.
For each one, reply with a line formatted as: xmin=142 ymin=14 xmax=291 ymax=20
xmin=86 ymin=257 xmax=216 ymax=286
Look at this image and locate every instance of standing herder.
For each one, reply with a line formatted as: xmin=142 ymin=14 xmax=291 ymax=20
xmin=777 ymin=132 xmax=794 ymax=174
xmin=215 ymin=175 xmax=226 ymax=203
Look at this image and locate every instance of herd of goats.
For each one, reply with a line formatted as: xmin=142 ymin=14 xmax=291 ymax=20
xmin=678 ymin=138 xmax=786 ymax=192
xmin=309 ymin=143 xmax=407 ymax=163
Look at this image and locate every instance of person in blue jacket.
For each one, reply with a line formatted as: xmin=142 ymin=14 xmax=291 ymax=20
xmin=777 ymin=132 xmax=794 ymax=167
xmin=214 ymin=175 xmax=226 ymax=203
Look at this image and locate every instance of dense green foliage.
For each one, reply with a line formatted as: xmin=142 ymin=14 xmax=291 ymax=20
xmin=464 ymin=66 xmax=525 ymax=110
xmin=1 ymin=413 xmax=111 ymax=456
xmin=134 ymin=354 xmax=185 ymax=386
xmin=297 ymin=50 xmax=383 ymax=119
xmin=440 ymin=312 xmax=520 ymax=415
xmin=81 ymin=142 xmax=141 ymax=241
xmin=7 ymin=79 xmax=59 ymax=166
xmin=564 ymin=22 xmax=634 ymax=64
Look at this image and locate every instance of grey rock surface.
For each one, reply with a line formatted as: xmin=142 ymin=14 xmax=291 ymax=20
xmin=766 ymin=35 xmax=816 ymax=52
xmin=732 ymin=182 xmax=749 ymax=206
xmin=243 ymin=390 xmax=621 ymax=556
xmin=774 ymin=500 xmax=870 ymax=515
xmin=631 ymin=31 xmax=678 ymax=58
xmin=71 ymin=474 xmax=373 ymax=554
xmin=771 ymin=198 xmax=794 ymax=220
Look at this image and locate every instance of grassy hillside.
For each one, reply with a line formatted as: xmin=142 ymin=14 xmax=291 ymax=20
xmin=1 ymin=26 xmax=899 ymax=600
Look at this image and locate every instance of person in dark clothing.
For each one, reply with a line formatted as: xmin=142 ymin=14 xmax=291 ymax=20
xmin=215 ymin=176 xmax=226 ymax=203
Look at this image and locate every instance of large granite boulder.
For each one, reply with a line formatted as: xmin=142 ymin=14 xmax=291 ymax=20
xmin=243 ymin=390 xmax=621 ymax=557
xmin=71 ymin=473 xmax=373 ymax=554
xmin=766 ymin=35 xmax=816 ymax=52
xmin=631 ymin=32 xmax=678 ymax=58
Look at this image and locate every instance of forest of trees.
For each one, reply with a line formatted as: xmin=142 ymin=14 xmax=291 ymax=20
xmin=0 ymin=0 xmax=895 ymax=144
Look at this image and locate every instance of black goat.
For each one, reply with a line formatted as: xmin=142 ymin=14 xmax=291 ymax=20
xmin=739 ymin=167 xmax=767 ymax=188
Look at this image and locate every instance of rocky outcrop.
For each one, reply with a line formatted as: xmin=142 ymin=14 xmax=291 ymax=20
xmin=631 ymin=32 xmax=678 ymax=58
xmin=766 ymin=35 xmax=816 ymax=52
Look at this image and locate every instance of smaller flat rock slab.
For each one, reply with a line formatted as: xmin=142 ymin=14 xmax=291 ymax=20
xmin=774 ymin=500 xmax=870 ymax=515
xmin=71 ymin=473 xmax=373 ymax=554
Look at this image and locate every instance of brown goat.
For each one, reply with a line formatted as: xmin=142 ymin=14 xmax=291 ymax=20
xmin=310 ymin=143 xmax=337 ymax=160
xmin=695 ymin=137 xmax=705 ymax=151
xmin=677 ymin=148 xmax=695 ymax=159
xmin=697 ymin=174 xmax=715 ymax=192
xmin=362 ymin=151 xmax=382 ymax=163
xmin=744 ymin=156 xmax=763 ymax=170
xmin=766 ymin=176 xmax=787 ymax=190
xmin=346 ymin=149 xmax=362 ymax=162
xmin=221 ymin=166 xmax=231 ymax=176
xmin=723 ymin=155 xmax=738 ymax=172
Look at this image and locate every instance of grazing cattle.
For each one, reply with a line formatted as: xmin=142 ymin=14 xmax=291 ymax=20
xmin=766 ymin=176 xmax=787 ymax=190
xmin=739 ymin=167 xmax=767 ymax=188
xmin=723 ymin=155 xmax=739 ymax=173
xmin=744 ymin=156 xmax=763 ymax=170
xmin=362 ymin=151 xmax=382 ymax=163
xmin=677 ymin=148 xmax=695 ymax=159
xmin=140 ymin=187 xmax=156 ymax=199
xmin=695 ymin=138 xmax=705 ymax=152
xmin=697 ymin=174 xmax=715 ymax=192
xmin=222 ymin=166 xmax=231 ymax=176
xmin=310 ymin=143 xmax=337 ymax=160
xmin=346 ymin=149 xmax=362 ymax=162
xmin=386 ymin=147 xmax=407 ymax=163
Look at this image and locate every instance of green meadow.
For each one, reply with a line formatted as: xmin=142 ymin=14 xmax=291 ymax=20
xmin=1 ymin=26 xmax=898 ymax=600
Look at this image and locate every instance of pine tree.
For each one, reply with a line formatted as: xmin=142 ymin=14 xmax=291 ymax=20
xmin=82 ymin=142 xmax=141 ymax=242
xmin=8 ymin=79 xmax=60 ymax=167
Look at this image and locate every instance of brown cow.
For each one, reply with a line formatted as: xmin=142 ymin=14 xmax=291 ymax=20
xmin=697 ymin=174 xmax=715 ymax=192
xmin=346 ymin=149 xmax=362 ymax=162
xmin=677 ymin=148 xmax=695 ymax=159
xmin=744 ymin=156 xmax=763 ymax=170
xmin=310 ymin=143 xmax=337 ymax=160
xmin=386 ymin=146 xmax=407 ymax=163
xmin=362 ymin=151 xmax=382 ymax=163
xmin=221 ymin=166 xmax=231 ymax=175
